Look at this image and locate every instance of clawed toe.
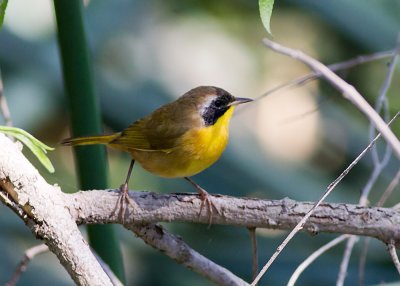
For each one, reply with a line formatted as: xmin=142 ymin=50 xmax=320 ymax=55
xmin=111 ymin=183 xmax=136 ymax=223
xmin=184 ymin=177 xmax=220 ymax=226
xmin=198 ymin=188 xmax=220 ymax=226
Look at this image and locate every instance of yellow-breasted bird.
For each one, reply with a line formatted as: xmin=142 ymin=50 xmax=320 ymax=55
xmin=62 ymin=86 xmax=252 ymax=220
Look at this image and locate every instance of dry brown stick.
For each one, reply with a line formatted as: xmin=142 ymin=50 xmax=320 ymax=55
xmin=250 ymin=112 xmax=400 ymax=286
xmin=6 ymin=244 xmax=49 ymax=286
xmin=262 ymin=38 xmax=400 ymax=159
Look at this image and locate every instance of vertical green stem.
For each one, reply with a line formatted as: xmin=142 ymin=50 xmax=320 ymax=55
xmin=53 ymin=0 xmax=125 ymax=282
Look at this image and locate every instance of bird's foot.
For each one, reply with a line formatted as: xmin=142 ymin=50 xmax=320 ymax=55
xmin=197 ymin=187 xmax=220 ymax=226
xmin=111 ymin=183 xmax=136 ymax=223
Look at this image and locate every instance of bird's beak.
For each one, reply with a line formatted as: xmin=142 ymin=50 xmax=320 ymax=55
xmin=229 ymin=97 xmax=253 ymax=106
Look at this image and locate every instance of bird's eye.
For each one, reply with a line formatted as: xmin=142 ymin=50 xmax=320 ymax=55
xmin=214 ymin=99 xmax=223 ymax=108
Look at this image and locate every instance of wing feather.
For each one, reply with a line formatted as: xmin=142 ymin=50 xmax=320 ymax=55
xmin=111 ymin=101 xmax=202 ymax=152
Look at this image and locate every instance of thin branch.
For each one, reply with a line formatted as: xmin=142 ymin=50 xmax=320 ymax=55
xmin=250 ymin=112 xmax=400 ymax=286
xmin=6 ymin=244 xmax=49 ymax=286
xmin=93 ymin=250 xmax=123 ymax=286
xmin=287 ymin=235 xmax=351 ymax=286
xmin=248 ymin=228 xmax=258 ymax=282
xmin=337 ymin=236 xmax=359 ymax=286
xmin=126 ymin=223 xmax=249 ymax=286
xmin=0 ymin=69 xmax=12 ymax=126
xmin=388 ymin=241 xmax=400 ymax=275
xmin=255 ymin=49 xmax=395 ymax=102
xmin=339 ymin=38 xmax=400 ymax=284
xmin=262 ymin=38 xmax=400 ymax=159
xmin=358 ymin=238 xmax=370 ymax=286
xmin=359 ymin=169 xmax=400 ymax=285
xmin=377 ymin=168 xmax=400 ymax=207
xmin=362 ymin=43 xmax=399 ymax=201
xmin=7 ymin=242 xmax=123 ymax=286
xmin=358 ymin=171 xmax=400 ymax=286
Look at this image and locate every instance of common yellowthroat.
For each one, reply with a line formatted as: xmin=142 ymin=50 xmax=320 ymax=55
xmin=62 ymin=86 xmax=252 ymax=219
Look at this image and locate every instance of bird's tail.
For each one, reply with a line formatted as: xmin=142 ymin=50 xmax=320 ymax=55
xmin=61 ymin=133 xmax=120 ymax=146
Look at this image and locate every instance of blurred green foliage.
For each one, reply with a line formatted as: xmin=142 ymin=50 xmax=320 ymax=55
xmin=0 ymin=0 xmax=399 ymax=285
xmin=0 ymin=0 xmax=7 ymax=28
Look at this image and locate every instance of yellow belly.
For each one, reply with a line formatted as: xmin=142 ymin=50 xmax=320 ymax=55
xmin=131 ymin=107 xmax=234 ymax=178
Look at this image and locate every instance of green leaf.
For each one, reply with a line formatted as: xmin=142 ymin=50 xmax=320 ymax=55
xmin=0 ymin=0 xmax=8 ymax=29
xmin=259 ymin=0 xmax=274 ymax=35
xmin=0 ymin=126 xmax=55 ymax=173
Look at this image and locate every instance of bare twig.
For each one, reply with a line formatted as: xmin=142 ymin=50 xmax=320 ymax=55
xmin=262 ymin=38 xmax=400 ymax=159
xmin=287 ymin=235 xmax=351 ymax=286
xmin=250 ymin=112 xmax=400 ymax=286
xmin=337 ymin=236 xmax=359 ymax=286
xmin=126 ymin=223 xmax=249 ymax=286
xmin=93 ymin=250 xmax=123 ymax=286
xmin=358 ymin=238 xmax=370 ymax=286
xmin=362 ymin=44 xmax=399 ymax=202
xmin=377 ymin=168 xmax=400 ymax=207
xmin=6 ymin=244 xmax=49 ymax=286
xmin=255 ymin=49 xmax=395 ymax=102
xmin=388 ymin=241 xmax=400 ymax=275
xmin=248 ymin=228 xmax=258 ymax=282
xmin=358 ymin=168 xmax=400 ymax=285
xmin=0 ymin=69 xmax=12 ymax=126
xmin=338 ymin=38 xmax=400 ymax=285
xmin=6 ymin=242 xmax=123 ymax=286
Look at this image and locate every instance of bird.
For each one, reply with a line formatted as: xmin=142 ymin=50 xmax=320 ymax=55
xmin=62 ymin=86 xmax=252 ymax=222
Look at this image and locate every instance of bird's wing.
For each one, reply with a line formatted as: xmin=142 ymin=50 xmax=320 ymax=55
xmin=112 ymin=104 xmax=200 ymax=152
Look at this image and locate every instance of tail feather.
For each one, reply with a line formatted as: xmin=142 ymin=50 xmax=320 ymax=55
xmin=61 ymin=133 xmax=120 ymax=146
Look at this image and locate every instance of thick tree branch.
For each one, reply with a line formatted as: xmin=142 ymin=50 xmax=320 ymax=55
xmin=64 ymin=190 xmax=400 ymax=246
xmin=0 ymin=133 xmax=112 ymax=286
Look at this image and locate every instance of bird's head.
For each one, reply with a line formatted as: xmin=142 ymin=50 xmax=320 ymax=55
xmin=181 ymin=86 xmax=253 ymax=126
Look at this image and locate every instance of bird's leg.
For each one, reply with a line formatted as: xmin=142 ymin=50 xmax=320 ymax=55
xmin=184 ymin=177 xmax=220 ymax=225
xmin=113 ymin=159 xmax=136 ymax=222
